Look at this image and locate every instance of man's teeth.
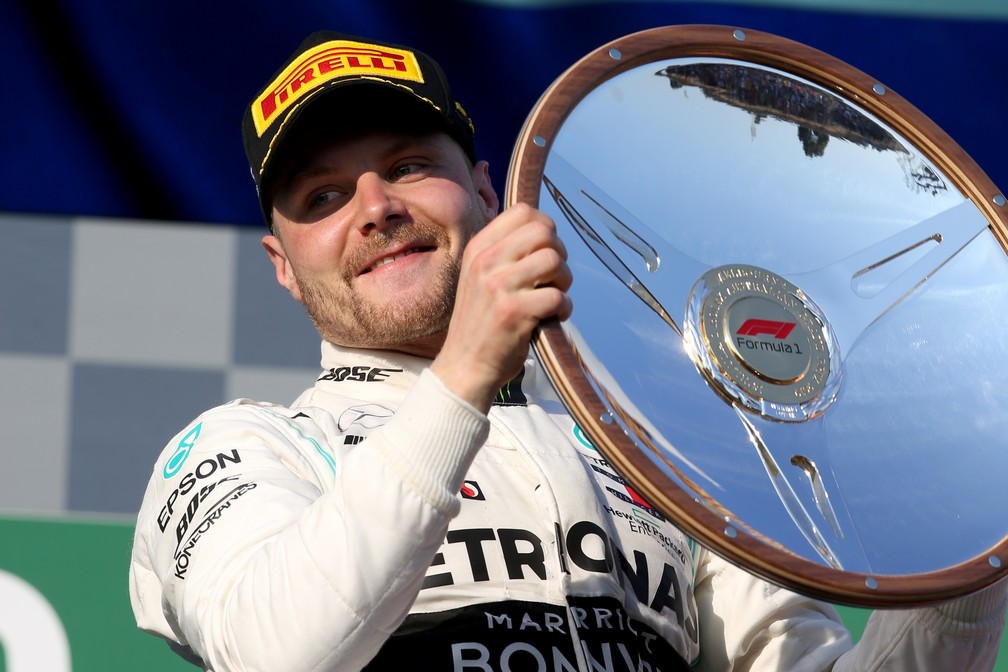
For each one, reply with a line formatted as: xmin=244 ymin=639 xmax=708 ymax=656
xmin=369 ymin=248 xmax=418 ymax=272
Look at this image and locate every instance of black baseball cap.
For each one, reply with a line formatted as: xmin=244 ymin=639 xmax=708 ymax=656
xmin=242 ymin=31 xmax=476 ymax=227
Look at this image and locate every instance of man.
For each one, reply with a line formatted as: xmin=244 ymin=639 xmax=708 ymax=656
xmin=129 ymin=31 xmax=1007 ymax=671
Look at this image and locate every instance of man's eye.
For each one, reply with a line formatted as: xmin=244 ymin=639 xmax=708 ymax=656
xmin=311 ymin=191 xmax=340 ymax=208
xmin=390 ymin=163 xmax=420 ymax=180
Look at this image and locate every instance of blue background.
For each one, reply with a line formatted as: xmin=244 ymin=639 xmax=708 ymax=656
xmin=1 ymin=0 xmax=1005 ymax=226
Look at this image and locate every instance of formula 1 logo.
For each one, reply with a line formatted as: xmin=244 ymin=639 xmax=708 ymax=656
xmin=736 ymin=319 xmax=796 ymax=340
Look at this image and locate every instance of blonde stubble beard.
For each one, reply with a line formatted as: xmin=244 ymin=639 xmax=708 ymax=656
xmin=292 ymin=217 xmax=475 ymax=354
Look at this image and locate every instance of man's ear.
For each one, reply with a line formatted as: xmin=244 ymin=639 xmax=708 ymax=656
xmin=472 ymin=160 xmax=500 ymax=220
xmin=262 ymin=234 xmax=304 ymax=303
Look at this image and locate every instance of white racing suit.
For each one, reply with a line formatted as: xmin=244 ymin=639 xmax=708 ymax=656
xmin=129 ymin=342 xmax=1006 ymax=671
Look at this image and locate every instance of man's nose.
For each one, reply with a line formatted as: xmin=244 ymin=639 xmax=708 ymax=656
xmin=353 ymin=172 xmax=403 ymax=232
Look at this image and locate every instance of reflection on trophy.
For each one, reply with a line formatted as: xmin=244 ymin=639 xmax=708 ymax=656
xmin=508 ymin=25 xmax=1008 ymax=607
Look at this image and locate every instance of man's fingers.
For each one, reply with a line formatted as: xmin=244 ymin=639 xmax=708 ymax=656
xmin=473 ymin=203 xmax=559 ymax=257
xmin=434 ymin=203 xmax=573 ymax=409
xmin=526 ymin=284 xmax=574 ymax=323
xmin=465 ymin=207 xmax=569 ymax=293
xmin=534 ymin=247 xmax=573 ymax=292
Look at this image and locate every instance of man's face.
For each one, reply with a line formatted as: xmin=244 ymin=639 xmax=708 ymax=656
xmin=264 ymin=127 xmax=498 ymax=357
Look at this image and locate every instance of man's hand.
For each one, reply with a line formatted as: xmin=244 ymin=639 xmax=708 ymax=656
xmin=431 ymin=203 xmax=573 ymax=413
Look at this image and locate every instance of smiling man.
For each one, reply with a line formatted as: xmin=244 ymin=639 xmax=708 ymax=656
xmin=263 ymin=101 xmax=494 ymax=351
xmin=128 ymin=31 xmax=1007 ymax=672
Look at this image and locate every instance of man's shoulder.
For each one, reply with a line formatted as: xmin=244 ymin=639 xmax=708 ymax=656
xmin=149 ymin=398 xmax=343 ymax=481
xmin=136 ymin=399 xmax=341 ymax=518
xmin=191 ymin=394 xmax=355 ymax=421
xmin=199 ymin=396 xmax=300 ymax=422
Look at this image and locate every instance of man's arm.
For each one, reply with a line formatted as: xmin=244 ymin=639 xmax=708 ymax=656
xmin=432 ymin=202 xmax=572 ymax=412
xmin=832 ymin=582 xmax=1007 ymax=671
xmin=692 ymin=549 xmax=852 ymax=672
xmin=693 ymin=548 xmax=1007 ymax=671
xmin=129 ymin=370 xmax=488 ymax=672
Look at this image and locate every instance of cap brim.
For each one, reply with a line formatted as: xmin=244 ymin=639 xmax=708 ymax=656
xmin=258 ymin=80 xmax=463 ymax=224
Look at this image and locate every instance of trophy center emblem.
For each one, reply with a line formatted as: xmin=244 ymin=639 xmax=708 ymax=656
xmin=725 ymin=296 xmax=812 ymax=385
xmin=686 ymin=264 xmax=841 ymax=421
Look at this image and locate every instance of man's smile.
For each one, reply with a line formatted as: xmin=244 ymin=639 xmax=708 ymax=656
xmin=359 ymin=242 xmax=438 ymax=276
xmin=364 ymin=246 xmax=429 ymax=273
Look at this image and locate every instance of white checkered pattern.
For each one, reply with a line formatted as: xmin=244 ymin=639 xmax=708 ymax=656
xmin=0 ymin=213 xmax=321 ymax=516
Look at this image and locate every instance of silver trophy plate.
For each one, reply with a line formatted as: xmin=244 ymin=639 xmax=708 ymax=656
xmin=508 ymin=25 xmax=1008 ymax=607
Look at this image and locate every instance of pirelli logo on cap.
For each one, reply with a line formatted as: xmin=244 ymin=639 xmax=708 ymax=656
xmin=252 ymin=40 xmax=425 ymax=136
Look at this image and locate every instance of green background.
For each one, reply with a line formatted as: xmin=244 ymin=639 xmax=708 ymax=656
xmin=0 ymin=516 xmax=1004 ymax=670
xmin=0 ymin=517 xmax=192 ymax=671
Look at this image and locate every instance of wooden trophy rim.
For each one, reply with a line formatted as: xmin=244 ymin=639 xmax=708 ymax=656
xmin=505 ymin=24 xmax=1008 ymax=607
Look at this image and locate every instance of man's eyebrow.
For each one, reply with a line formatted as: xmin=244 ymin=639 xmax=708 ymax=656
xmin=286 ymin=162 xmax=341 ymax=191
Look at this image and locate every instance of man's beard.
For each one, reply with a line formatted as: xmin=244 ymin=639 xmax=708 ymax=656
xmin=294 ymin=223 xmax=464 ymax=352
